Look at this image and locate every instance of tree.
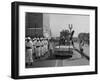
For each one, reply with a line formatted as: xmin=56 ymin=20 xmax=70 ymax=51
xmin=78 ymin=33 xmax=89 ymax=45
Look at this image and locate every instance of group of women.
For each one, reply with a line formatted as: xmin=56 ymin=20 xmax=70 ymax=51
xmin=25 ymin=37 xmax=49 ymax=65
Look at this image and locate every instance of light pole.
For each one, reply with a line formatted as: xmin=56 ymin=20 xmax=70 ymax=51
xmin=69 ymin=24 xmax=73 ymax=33
xmin=68 ymin=24 xmax=73 ymax=53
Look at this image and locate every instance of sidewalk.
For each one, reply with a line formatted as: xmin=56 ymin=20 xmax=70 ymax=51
xmin=74 ymin=43 xmax=90 ymax=60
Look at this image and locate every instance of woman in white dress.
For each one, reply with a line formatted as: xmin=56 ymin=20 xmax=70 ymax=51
xmin=42 ymin=38 xmax=45 ymax=56
xmin=45 ymin=38 xmax=48 ymax=53
xmin=43 ymin=38 xmax=46 ymax=54
xmin=40 ymin=38 xmax=43 ymax=56
xmin=26 ymin=37 xmax=33 ymax=66
xmin=32 ymin=38 xmax=37 ymax=60
xmin=35 ymin=38 xmax=41 ymax=58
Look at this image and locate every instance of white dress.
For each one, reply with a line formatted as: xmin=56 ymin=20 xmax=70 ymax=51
xmin=41 ymin=40 xmax=44 ymax=56
xmin=45 ymin=40 xmax=48 ymax=52
xmin=26 ymin=41 xmax=33 ymax=63
xmin=43 ymin=40 xmax=46 ymax=54
xmin=32 ymin=40 xmax=36 ymax=55
xmin=35 ymin=41 xmax=41 ymax=57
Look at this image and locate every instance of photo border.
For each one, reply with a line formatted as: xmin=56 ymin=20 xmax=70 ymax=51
xmin=11 ymin=1 xmax=98 ymax=79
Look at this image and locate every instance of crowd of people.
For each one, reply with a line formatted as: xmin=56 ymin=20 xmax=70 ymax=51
xmin=25 ymin=37 xmax=49 ymax=66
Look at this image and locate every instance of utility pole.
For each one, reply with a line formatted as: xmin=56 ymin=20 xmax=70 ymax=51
xmin=69 ymin=24 xmax=73 ymax=33
xmin=68 ymin=24 xmax=73 ymax=53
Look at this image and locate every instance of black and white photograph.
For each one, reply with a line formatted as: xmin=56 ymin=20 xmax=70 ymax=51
xmin=25 ymin=13 xmax=90 ymax=68
xmin=11 ymin=1 xmax=97 ymax=79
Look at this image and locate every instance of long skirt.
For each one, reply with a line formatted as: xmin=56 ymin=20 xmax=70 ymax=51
xmin=35 ymin=47 xmax=41 ymax=57
xmin=43 ymin=45 xmax=46 ymax=54
xmin=32 ymin=46 xmax=36 ymax=55
xmin=45 ymin=45 xmax=48 ymax=52
xmin=41 ymin=46 xmax=44 ymax=56
xmin=26 ymin=49 xmax=33 ymax=63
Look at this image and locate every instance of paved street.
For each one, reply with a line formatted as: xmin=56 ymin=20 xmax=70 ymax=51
xmin=26 ymin=42 xmax=89 ymax=68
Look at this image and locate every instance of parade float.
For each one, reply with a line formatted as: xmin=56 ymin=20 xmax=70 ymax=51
xmin=54 ymin=24 xmax=74 ymax=57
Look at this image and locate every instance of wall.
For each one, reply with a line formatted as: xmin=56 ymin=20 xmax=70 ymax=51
xmin=0 ymin=0 xmax=99 ymax=81
xmin=25 ymin=13 xmax=43 ymax=37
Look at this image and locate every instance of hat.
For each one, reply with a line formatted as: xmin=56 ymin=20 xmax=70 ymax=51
xmin=34 ymin=37 xmax=36 ymax=39
xmin=27 ymin=37 xmax=31 ymax=40
xmin=32 ymin=39 xmax=35 ymax=41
